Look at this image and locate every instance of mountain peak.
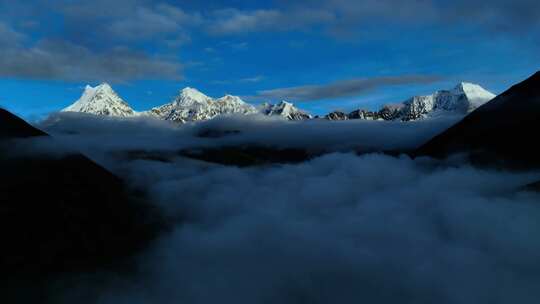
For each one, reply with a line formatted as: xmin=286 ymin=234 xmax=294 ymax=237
xmin=180 ymin=87 xmax=209 ymax=98
xmin=62 ymin=83 xmax=135 ymax=117
xmin=173 ymin=87 xmax=212 ymax=107
xmin=451 ymin=82 xmax=496 ymax=109
xmin=96 ymin=82 xmax=113 ymax=90
xmin=278 ymin=100 xmax=294 ymax=106
xmin=456 ymin=81 xmax=477 ymax=88
xmin=453 ymin=82 xmax=493 ymax=95
xmin=149 ymin=89 xmax=257 ymax=122
xmin=217 ymin=94 xmax=242 ymax=101
xmin=84 ymin=83 xmax=113 ymax=93
xmin=415 ymin=71 xmax=540 ymax=168
xmin=261 ymin=101 xmax=312 ymax=120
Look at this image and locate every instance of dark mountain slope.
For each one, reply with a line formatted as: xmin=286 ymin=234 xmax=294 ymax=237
xmin=0 ymin=108 xmax=47 ymax=138
xmin=0 ymin=109 xmax=162 ymax=301
xmin=415 ymin=71 xmax=540 ymax=169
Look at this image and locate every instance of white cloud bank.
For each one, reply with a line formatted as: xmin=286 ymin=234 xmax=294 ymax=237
xmin=40 ymin=112 xmax=460 ymax=157
xmin=37 ymin=113 xmax=540 ymax=304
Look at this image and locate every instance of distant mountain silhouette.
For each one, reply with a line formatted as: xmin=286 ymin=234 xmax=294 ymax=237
xmin=415 ymin=71 xmax=540 ymax=169
xmin=0 ymin=109 xmax=46 ymax=138
xmin=0 ymin=109 xmax=162 ymax=302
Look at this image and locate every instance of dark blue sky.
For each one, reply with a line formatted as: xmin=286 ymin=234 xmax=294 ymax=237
xmin=0 ymin=0 xmax=539 ymax=118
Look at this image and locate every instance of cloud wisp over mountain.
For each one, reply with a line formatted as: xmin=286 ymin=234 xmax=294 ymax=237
xmin=252 ymin=75 xmax=442 ymax=102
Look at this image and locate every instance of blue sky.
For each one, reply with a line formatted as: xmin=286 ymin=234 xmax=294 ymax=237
xmin=0 ymin=0 xmax=539 ymax=119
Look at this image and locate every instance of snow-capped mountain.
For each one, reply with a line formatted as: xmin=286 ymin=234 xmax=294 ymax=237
xmin=325 ymin=111 xmax=349 ymax=120
xmin=62 ymin=83 xmax=135 ymax=117
xmin=59 ymin=82 xmax=494 ymax=123
xmin=415 ymin=71 xmax=540 ymax=168
xmin=341 ymin=82 xmax=495 ymax=122
xmin=399 ymin=82 xmax=496 ymax=121
xmin=260 ymin=101 xmax=312 ymax=120
xmin=148 ymin=87 xmax=257 ymax=123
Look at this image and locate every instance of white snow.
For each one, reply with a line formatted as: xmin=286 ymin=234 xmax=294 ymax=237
xmin=260 ymin=101 xmax=312 ymax=120
xmin=60 ymin=82 xmax=496 ymax=123
xmin=452 ymin=82 xmax=496 ymax=110
xmin=396 ymin=82 xmax=496 ymax=121
xmin=148 ymin=87 xmax=258 ymax=123
xmin=62 ymin=83 xmax=135 ymax=117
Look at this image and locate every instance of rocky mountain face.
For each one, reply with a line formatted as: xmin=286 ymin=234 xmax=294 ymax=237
xmin=261 ymin=101 xmax=313 ymax=120
xmin=62 ymin=82 xmax=494 ymax=123
xmin=325 ymin=111 xmax=349 ymax=120
xmin=62 ymin=83 xmax=136 ymax=117
xmin=0 ymin=108 xmax=161 ymax=301
xmin=325 ymin=83 xmax=495 ymax=121
xmin=415 ymin=71 xmax=540 ymax=169
xmin=148 ymin=88 xmax=258 ymax=123
xmin=399 ymin=82 xmax=495 ymax=120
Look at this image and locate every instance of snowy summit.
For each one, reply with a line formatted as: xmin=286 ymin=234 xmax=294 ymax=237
xmin=261 ymin=101 xmax=313 ymax=120
xmin=326 ymin=82 xmax=496 ymax=121
xmin=147 ymin=87 xmax=258 ymax=123
xmin=62 ymin=83 xmax=135 ymax=117
xmin=397 ymin=82 xmax=496 ymax=120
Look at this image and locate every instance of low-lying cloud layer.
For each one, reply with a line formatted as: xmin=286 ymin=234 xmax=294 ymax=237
xmin=83 ymin=155 xmax=540 ymax=303
xmin=35 ymin=114 xmax=540 ymax=304
xmin=40 ymin=112 xmax=459 ymax=158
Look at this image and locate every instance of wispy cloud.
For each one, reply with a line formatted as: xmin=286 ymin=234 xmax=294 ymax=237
xmin=240 ymin=75 xmax=265 ymax=83
xmin=0 ymin=0 xmax=538 ymax=83
xmin=0 ymin=26 xmax=182 ymax=83
xmin=206 ymin=8 xmax=334 ymax=35
xmin=203 ymin=1 xmax=540 ymax=37
xmin=212 ymin=75 xmax=266 ymax=85
xmin=253 ymin=75 xmax=441 ymax=101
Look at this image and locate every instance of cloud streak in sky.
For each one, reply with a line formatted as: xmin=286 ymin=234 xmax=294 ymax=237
xmin=207 ymin=0 xmax=540 ymax=36
xmin=253 ymin=75 xmax=442 ymax=101
xmin=0 ymin=38 xmax=183 ymax=83
xmin=0 ymin=0 xmax=539 ymax=82
xmin=206 ymin=8 xmax=335 ymax=34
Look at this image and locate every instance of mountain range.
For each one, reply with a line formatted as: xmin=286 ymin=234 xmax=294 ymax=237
xmin=62 ymin=84 xmax=310 ymax=122
xmin=415 ymin=71 xmax=540 ymax=169
xmin=324 ymin=82 xmax=495 ymax=121
xmin=61 ymin=82 xmax=496 ymax=123
xmin=147 ymin=87 xmax=259 ymax=123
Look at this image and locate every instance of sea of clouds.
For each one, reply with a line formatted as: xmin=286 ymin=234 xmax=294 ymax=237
xmin=35 ymin=113 xmax=540 ymax=304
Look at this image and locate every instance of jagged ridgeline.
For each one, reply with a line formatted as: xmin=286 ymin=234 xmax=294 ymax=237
xmin=62 ymin=85 xmax=311 ymax=122
xmin=415 ymin=71 xmax=540 ymax=170
xmin=62 ymin=82 xmax=495 ymax=123
xmin=324 ymin=83 xmax=495 ymax=121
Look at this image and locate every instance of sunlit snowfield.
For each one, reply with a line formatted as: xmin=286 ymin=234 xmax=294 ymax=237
xmin=38 ymin=114 xmax=540 ymax=304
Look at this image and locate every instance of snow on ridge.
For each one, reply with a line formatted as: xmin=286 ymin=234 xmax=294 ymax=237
xmin=62 ymin=83 xmax=135 ymax=117
xmin=61 ymin=82 xmax=495 ymax=123
xmin=261 ymin=101 xmax=313 ymax=120
xmin=148 ymin=87 xmax=258 ymax=123
xmin=397 ymin=82 xmax=496 ymax=120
